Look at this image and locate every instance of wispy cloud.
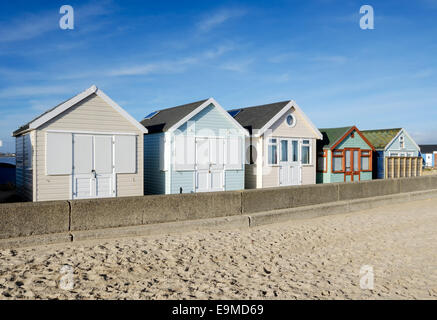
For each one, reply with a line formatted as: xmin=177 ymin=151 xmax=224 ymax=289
xmin=412 ymin=69 xmax=433 ymax=78
xmin=74 ymin=45 xmax=236 ymax=78
xmin=268 ymin=52 xmax=299 ymax=64
xmin=0 ymin=13 xmax=56 ymax=43
xmin=197 ymin=8 xmax=246 ymax=32
xmin=0 ymin=0 xmax=114 ymax=43
xmin=0 ymin=85 xmax=73 ymax=99
xmin=311 ymin=55 xmax=348 ymax=64
xmin=221 ymin=58 xmax=254 ymax=73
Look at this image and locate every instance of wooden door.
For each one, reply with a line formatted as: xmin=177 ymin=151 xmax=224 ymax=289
xmin=344 ymin=148 xmax=360 ymax=182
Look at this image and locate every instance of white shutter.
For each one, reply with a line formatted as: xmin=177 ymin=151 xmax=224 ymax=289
xmin=174 ymin=135 xmax=195 ymax=171
xmin=95 ymin=136 xmax=113 ymax=174
xmin=226 ymin=136 xmax=242 ymax=170
xmin=115 ymin=135 xmax=136 ymax=173
xmin=211 ymin=138 xmax=224 ymax=169
xmin=73 ymin=135 xmax=93 ymax=174
xmin=46 ymin=132 xmax=72 ymax=175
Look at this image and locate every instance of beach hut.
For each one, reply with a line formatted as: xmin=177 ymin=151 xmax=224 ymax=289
xmin=13 ymin=85 xmax=147 ymax=202
xmin=141 ymin=98 xmax=248 ymax=194
xmin=228 ymin=100 xmax=322 ymax=188
xmin=419 ymin=144 xmax=437 ymax=168
xmin=317 ymin=126 xmax=375 ymax=183
xmin=361 ymin=128 xmax=422 ymax=178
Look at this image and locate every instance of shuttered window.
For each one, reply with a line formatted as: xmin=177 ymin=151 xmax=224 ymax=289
xmin=174 ymin=135 xmax=195 ymax=171
xmin=226 ymin=136 xmax=242 ymax=170
xmin=115 ymin=135 xmax=136 ymax=173
xmin=46 ymin=132 xmax=73 ymax=175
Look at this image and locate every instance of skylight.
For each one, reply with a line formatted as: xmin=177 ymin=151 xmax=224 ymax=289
xmin=228 ymin=109 xmax=241 ymax=118
xmin=144 ymin=111 xmax=159 ymax=120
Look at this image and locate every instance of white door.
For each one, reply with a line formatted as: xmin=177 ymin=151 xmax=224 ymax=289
xmin=73 ymin=134 xmax=115 ymax=199
xmin=73 ymin=135 xmax=94 ymax=199
xmin=210 ymin=137 xmax=224 ymax=192
xmin=426 ymin=154 xmax=432 ymax=167
xmin=94 ymin=135 xmax=114 ymax=198
xmin=195 ymin=137 xmax=224 ymax=192
xmin=279 ymin=139 xmax=301 ymax=186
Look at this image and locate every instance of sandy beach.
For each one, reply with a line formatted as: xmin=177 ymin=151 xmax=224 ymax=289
xmin=1 ymin=198 xmax=436 ymax=300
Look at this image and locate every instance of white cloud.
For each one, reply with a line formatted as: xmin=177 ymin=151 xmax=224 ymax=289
xmin=268 ymin=53 xmax=299 ymax=64
xmin=221 ymin=59 xmax=254 ymax=72
xmin=311 ymin=55 xmax=348 ymax=64
xmin=102 ymin=45 xmax=234 ymax=77
xmin=197 ymin=8 xmax=246 ymax=32
xmin=0 ymin=85 xmax=73 ymax=99
xmin=412 ymin=69 xmax=433 ymax=79
xmin=0 ymin=0 xmax=114 ymax=43
xmin=0 ymin=13 xmax=56 ymax=43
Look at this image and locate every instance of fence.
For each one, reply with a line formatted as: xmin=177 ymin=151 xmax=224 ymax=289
xmin=385 ymin=157 xmax=422 ymax=179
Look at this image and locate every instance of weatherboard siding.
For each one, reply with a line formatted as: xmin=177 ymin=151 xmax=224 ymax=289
xmin=318 ymin=132 xmax=374 ymax=184
xmin=167 ymin=103 xmax=245 ymax=194
xmin=225 ymin=169 xmax=245 ymax=191
xmin=171 ymin=170 xmax=195 ymax=194
xmin=335 ymin=132 xmax=371 ymax=150
xmin=270 ymin=107 xmax=318 ymax=139
xmin=385 ymin=133 xmax=419 ymax=156
xmin=14 ymin=133 xmax=34 ymax=201
xmin=34 ymin=94 xmax=143 ymax=202
xmin=144 ymin=133 xmax=166 ymax=195
xmin=244 ymin=164 xmax=257 ymax=189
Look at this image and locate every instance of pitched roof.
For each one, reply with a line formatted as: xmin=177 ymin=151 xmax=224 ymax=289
xmin=140 ymin=99 xmax=208 ymax=133
xmin=228 ymin=101 xmax=290 ymax=131
xmin=419 ymin=144 xmax=437 ymax=153
xmin=361 ymin=128 xmax=402 ymax=150
xmin=13 ymin=96 xmax=74 ymax=136
xmin=13 ymin=85 xmax=148 ymax=137
xmin=318 ymin=126 xmax=354 ymax=149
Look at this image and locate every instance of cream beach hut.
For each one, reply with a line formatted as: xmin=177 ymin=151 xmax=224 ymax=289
xmin=13 ymin=85 xmax=147 ymax=202
xmin=229 ymin=100 xmax=323 ymax=188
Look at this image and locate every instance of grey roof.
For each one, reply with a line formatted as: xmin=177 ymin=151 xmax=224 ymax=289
xmin=140 ymin=99 xmax=209 ymax=133
xmin=13 ymin=95 xmax=76 ymax=137
xmin=228 ymin=101 xmax=290 ymax=131
xmin=419 ymin=145 xmax=437 ymax=153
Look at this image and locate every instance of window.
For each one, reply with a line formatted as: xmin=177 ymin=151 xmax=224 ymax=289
xmin=268 ymin=138 xmax=278 ymax=165
xmin=345 ymin=150 xmax=351 ymax=172
xmin=359 ymin=150 xmax=372 ymax=172
xmin=332 ymin=150 xmax=344 ymax=172
xmin=144 ymin=111 xmax=159 ymax=119
xmin=353 ymin=150 xmax=359 ymax=171
xmin=292 ymin=140 xmax=299 ymax=162
xmin=317 ymin=151 xmax=327 ymax=172
xmin=286 ymin=114 xmax=296 ymax=127
xmin=301 ymin=140 xmax=310 ymax=164
xmin=280 ymin=140 xmax=288 ymax=162
xmin=400 ymin=135 xmax=405 ymax=149
xmin=46 ymin=132 xmax=73 ymax=175
xmin=228 ymin=109 xmax=242 ymax=118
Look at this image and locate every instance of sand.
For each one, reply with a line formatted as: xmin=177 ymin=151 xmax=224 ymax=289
xmin=1 ymin=198 xmax=436 ymax=300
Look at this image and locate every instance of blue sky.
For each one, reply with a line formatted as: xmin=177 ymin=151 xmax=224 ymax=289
xmin=0 ymin=0 xmax=436 ymax=152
